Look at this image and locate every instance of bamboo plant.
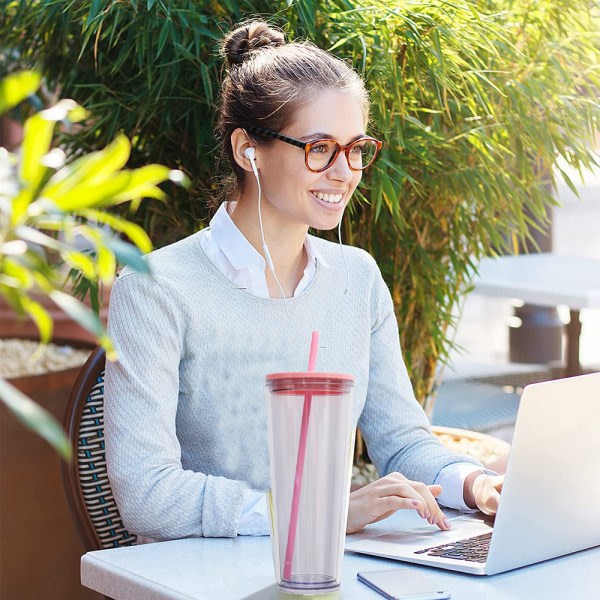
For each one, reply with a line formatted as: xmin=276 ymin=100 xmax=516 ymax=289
xmin=1 ymin=0 xmax=598 ymax=413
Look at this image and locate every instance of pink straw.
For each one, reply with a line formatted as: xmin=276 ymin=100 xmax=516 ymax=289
xmin=283 ymin=330 xmax=319 ymax=581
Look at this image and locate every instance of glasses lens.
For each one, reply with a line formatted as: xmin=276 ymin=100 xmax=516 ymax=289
xmin=307 ymin=140 xmax=338 ymax=171
xmin=348 ymin=139 xmax=379 ymax=170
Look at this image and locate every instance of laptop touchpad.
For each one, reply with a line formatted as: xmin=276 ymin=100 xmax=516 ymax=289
xmin=353 ymin=517 xmax=493 ymax=551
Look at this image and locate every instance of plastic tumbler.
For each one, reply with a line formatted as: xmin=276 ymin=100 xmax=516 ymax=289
xmin=265 ymin=372 xmax=355 ymax=594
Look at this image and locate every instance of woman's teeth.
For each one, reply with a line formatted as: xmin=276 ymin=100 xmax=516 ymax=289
xmin=313 ymin=191 xmax=343 ymax=203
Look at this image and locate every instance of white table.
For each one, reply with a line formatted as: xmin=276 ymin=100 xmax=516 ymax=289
xmin=81 ymin=510 xmax=600 ymax=600
xmin=473 ymin=254 xmax=600 ymax=375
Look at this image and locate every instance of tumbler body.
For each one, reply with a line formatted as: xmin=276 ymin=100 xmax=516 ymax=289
xmin=265 ymin=373 xmax=355 ymax=594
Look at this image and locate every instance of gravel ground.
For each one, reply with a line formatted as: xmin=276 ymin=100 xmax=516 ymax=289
xmin=0 ymin=338 xmax=91 ymax=378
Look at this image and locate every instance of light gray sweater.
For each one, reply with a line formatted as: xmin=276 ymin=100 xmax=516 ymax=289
xmin=105 ymin=232 xmax=479 ymax=540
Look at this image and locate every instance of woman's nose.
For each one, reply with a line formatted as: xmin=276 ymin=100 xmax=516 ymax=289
xmin=326 ymin=150 xmax=354 ymax=182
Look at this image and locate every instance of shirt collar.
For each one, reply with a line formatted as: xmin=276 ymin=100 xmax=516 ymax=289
xmin=209 ymin=202 xmax=265 ymax=270
xmin=209 ymin=201 xmax=330 ymax=271
xmin=304 ymin=234 xmax=329 ymax=270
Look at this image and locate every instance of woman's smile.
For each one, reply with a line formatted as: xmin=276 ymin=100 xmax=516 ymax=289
xmin=310 ymin=190 xmax=345 ymax=204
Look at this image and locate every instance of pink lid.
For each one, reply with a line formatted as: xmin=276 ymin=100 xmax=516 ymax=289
xmin=266 ymin=372 xmax=354 ymax=382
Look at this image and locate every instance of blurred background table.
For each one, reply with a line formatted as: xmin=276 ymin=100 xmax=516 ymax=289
xmin=473 ymin=253 xmax=600 ymax=376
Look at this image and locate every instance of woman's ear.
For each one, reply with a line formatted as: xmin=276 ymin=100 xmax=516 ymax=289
xmin=231 ymin=128 xmax=257 ymax=172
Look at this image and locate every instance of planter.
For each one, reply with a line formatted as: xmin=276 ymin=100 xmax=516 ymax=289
xmin=0 ymin=337 xmax=101 ymax=600
xmin=351 ymin=426 xmax=510 ymax=490
xmin=432 ymin=425 xmax=511 ymax=474
xmin=0 ymin=286 xmax=110 ymax=344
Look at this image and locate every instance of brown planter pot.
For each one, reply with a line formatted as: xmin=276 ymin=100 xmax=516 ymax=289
xmin=432 ymin=425 xmax=511 ymax=474
xmin=0 ymin=338 xmax=102 ymax=600
xmin=351 ymin=426 xmax=510 ymax=492
xmin=0 ymin=287 xmax=110 ymax=344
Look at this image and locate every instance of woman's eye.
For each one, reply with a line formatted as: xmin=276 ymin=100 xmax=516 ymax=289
xmin=351 ymin=143 xmax=365 ymax=154
xmin=309 ymin=143 xmax=330 ymax=154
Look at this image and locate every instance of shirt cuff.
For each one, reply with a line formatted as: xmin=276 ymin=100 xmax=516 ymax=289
xmin=434 ymin=463 xmax=497 ymax=512
xmin=237 ymin=489 xmax=270 ymax=536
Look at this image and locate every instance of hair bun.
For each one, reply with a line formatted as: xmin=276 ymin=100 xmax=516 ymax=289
xmin=223 ymin=21 xmax=286 ymax=67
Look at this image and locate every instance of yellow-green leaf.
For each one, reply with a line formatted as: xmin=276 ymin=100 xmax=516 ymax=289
xmin=80 ymin=209 xmax=153 ymax=253
xmin=43 ymin=171 xmax=133 ymax=211
xmin=21 ymin=297 xmax=53 ymax=344
xmin=19 ymin=113 xmax=55 ymax=194
xmin=42 ymin=134 xmax=132 ymax=204
xmin=0 ymin=378 xmax=70 ymax=459
xmin=2 ymin=258 xmax=34 ymax=289
xmin=96 ymin=246 xmax=116 ymax=283
xmin=109 ymin=164 xmax=170 ymax=203
xmin=103 ymin=237 xmax=150 ymax=275
xmin=0 ymin=71 xmax=41 ymax=114
xmin=15 ymin=225 xmax=65 ymax=252
xmin=49 ymin=290 xmax=106 ymax=339
xmin=62 ymin=250 xmax=97 ymax=280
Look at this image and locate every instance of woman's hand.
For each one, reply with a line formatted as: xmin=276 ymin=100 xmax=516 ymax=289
xmin=463 ymin=472 xmax=504 ymax=515
xmin=347 ymin=472 xmax=452 ymax=534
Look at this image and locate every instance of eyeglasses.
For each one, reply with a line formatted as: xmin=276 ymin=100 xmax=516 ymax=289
xmin=245 ymin=126 xmax=383 ymax=172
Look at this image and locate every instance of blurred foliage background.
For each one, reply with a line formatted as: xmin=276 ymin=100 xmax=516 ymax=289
xmin=1 ymin=0 xmax=598 ymax=408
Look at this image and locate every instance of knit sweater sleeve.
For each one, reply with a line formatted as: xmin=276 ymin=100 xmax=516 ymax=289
xmin=104 ymin=271 xmax=245 ymax=540
xmin=357 ymin=264 xmax=480 ymax=484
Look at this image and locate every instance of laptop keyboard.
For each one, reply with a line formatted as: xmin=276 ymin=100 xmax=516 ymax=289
xmin=414 ymin=532 xmax=492 ymax=563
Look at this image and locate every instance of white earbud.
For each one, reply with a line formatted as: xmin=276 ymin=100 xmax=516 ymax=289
xmin=244 ymin=146 xmax=275 ymax=274
xmin=246 ymin=147 xmax=260 ymax=183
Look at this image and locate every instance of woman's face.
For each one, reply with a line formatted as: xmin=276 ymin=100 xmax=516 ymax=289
xmin=254 ymin=90 xmax=366 ymax=233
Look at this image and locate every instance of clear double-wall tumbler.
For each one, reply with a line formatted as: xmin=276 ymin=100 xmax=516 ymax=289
xmin=266 ymin=372 xmax=355 ymax=594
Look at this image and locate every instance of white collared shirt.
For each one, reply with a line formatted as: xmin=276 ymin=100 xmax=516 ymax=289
xmin=198 ymin=202 xmax=487 ymax=535
xmin=200 ymin=201 xmax=325 ymax=299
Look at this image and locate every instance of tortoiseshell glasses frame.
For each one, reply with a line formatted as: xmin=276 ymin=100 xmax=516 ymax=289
xmin=245 ymin=126 xmax=383 ymax=172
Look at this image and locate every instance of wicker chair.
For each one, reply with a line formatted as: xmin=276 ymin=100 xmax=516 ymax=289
xmin=61 ymin=347 xmax=137 ymax=553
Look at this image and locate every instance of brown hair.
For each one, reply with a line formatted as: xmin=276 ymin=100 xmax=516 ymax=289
xmin=215 ymin=20 xmax=369 ymax=197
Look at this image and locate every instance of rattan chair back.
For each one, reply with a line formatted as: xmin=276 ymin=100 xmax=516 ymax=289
xmin=62 ymin=347 xmax=137 ymax=551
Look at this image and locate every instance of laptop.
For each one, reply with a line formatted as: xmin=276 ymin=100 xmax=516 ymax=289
xmin=346 ymin=372 xmax=600 ymax=575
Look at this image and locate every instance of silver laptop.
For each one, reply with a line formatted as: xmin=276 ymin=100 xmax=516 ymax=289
xmin=346 ymin=372 xmax=600 ymax=575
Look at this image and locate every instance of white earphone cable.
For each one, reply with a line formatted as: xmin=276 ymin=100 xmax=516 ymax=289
xmin=249 ymin=151 xmax=291 ymax=319
xmin=337 ymin=215 xmax=349 ymax=297
xmin=246 ymin=146 xmax=350 ymax=335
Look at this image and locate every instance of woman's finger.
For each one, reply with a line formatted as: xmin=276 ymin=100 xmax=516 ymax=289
xmin=472 ymin=474 xmax=504 ymax=516
xmin=379 ymin=480 xmax=449 ymax=529
xmin=347 ymin=474 xmax=452 ymax=533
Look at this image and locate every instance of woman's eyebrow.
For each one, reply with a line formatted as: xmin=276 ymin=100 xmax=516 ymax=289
xmin=299 ymin=132 xmax=367 ymax=142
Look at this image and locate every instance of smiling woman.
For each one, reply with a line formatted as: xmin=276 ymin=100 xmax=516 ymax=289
xmin=103 ymin=20 xmax=502 ymax=546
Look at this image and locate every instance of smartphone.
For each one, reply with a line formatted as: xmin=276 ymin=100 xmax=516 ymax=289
xmin=357 ymin=569 xmax=451 ymax=600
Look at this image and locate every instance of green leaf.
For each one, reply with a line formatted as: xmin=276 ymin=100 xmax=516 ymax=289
xmin=103 ymin=236 xmax=151 ymax=274
xmin=96 ymin=246 xmax=117 ymax=283
xmin=62 ymin=250 xmax=97 ymax=280
xmin=0 ymin=71 xmax=41 ymax=114
xmin=19 ymin=99 xmax=88 ymax=201
xmin=49 ymin=290 xmax=106 ymax=338
xmin=21 ymin=297 xmax=53 ymax=344
xmin=41 ymin=134 xmax=132 ymax=206
xmin=80 ymin=209 xmax=153 ymax=253
xmin=87 ymin=0 xmax=104 ymax=25
xmin=557 ymin=167 xmax=580 ymax=198
xmin=0 ymin=378 xmax=70 ymax=459
xmin=109 ymin=164 xmax=170 ymax=203
xmin=42 ymin=171 xmax=134 ymax=211
xmin=14 ymin=226 xmax=65 ymax=252
xmin=2 ymin=258 xmax=35 ymax=289
xmin=19 ymin=113 xmax=55 ymax=195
